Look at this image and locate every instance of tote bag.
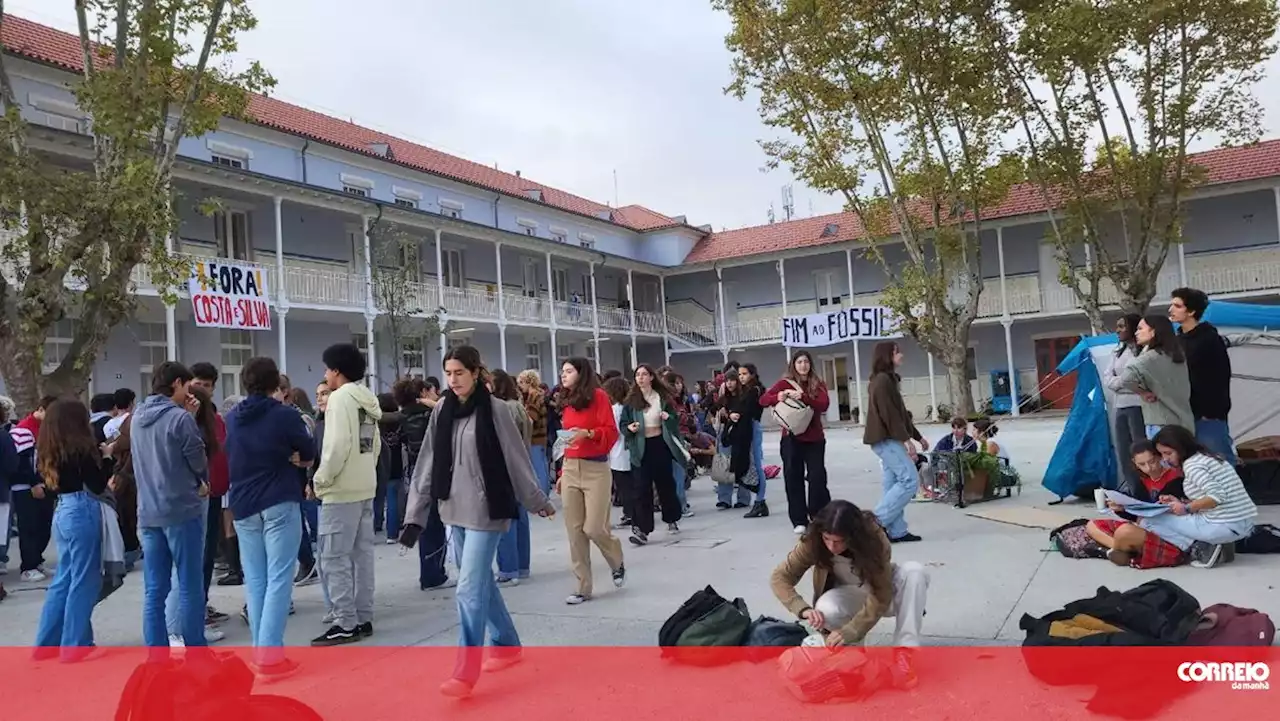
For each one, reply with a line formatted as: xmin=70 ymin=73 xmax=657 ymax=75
xmin=771 ymin=380 xmax=814 ymax=435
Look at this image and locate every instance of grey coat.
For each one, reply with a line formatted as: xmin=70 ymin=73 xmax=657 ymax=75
xmin=404 ymin=396 xmax=552 ymax=533
xmin=1105 ymin=347 xmax=1194 ymax=429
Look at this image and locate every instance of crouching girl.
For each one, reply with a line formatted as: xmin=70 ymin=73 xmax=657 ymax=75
xmin=769 ymin=500 xmax=929 ymax=689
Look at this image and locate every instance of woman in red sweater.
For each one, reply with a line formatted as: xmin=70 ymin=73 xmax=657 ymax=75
xmin=761 ymin=350 xmax=832 ymax=532
xmin=556 ymin=357 xmax=626 ymax=605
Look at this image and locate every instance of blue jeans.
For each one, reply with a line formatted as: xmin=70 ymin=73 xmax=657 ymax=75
xmin=1195 ymin=419 xmax=1237 ymax=465
xmin=235 ymin=501 xmax=302 ymax=666
xmin=496 ymin=507 xmax=531 ymax=580
xmin=141 ymin=516 xmax=207 ymax=648
xmin=166 ymin=499 xmax=208 ymax=636
xmin=385 ymin=478 xmax=402 ymax=541
xmin=302 ymin=498 xmax=319 ymax=544
xmin=34 ymin=492 xmax=101 ymax=655
xmin=1146 ymin=424 xmax=1162 ymax=440
xmin=872 ymin=441 xmax=918 ymax=539
xmin=452 ymin=526 xmax=521 ymax=685
xmin=673 ymin=461 xmax=688 ymax=510
xmin=752 ymin=420 xmax=767 ymax=501
xmin=529 ymin=445 xmax=551 ymax=495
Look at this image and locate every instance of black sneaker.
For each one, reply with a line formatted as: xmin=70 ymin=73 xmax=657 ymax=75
xmin=716 ymin=502 xmax=730 ymax=510
xmin=629 ymin=529 xmax=648 ymax=546
xmin=744 ymin=501 xmax=769 ymax=518
xmin=357 ymin=621 xmax=374 ymax=637
xmin=205 ymin=606 xmax=229 ymax=625
xmin=293 ymin=562 xmax=318 ymax=586
xmin=311 ymin=625 xmax=360 ymax=646
xmin=890 ymin=533 xmax=923 ymax=544
xmin=733 ymin=501 xmax=749 ymax=509
xmin=240 ymin=604 xmax=249 ymax=624
xmin=217 ymin=571 xmax=243 ymax=586
xmin=612 ymin=565 xmax=626 ymax=588
xmin=667 ymin=522 xmax=680 ymax=535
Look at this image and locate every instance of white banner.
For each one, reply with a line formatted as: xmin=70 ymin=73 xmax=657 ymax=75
xmin=781 ymin=306 xmax=904 ymax=348
xmin=188 ymin=259 xmax=272 ymax=330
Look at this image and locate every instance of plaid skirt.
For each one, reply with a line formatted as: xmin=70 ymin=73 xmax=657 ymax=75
xmin=1091 ymin=518 xmax=1188 ymax=569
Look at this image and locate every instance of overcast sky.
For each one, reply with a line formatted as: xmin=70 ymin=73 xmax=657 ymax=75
xmin=9 ymin=0 xmax=1280 ymax=232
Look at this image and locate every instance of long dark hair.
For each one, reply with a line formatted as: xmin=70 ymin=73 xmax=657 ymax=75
xmin=188 ymin=385 xmax=220 ymax=459
xmin=443 ymin=345 xmax=487 ymax=398
xmin=871 ymin=341 xmax=899 ymax=376
xmin=786 ymin=350 xmax=824 ymax=395
xmin=803 ymin=500 xmax=889 ymax=589
xmin=37 ymin=398 xmax=100 ymax=492
xmin=1116 ymin=313 xmax=1142 ymax=356
xmin=1139 ymin=315 xmax=1185 ymax=363
xmin=1153 ymin=424 xmax=1220 ymax=465
xmin=603 ymin=376 xmax=629 ymax=405
xmin=558 ymin=356 xmax=601 ymax=411
xmin=625 ymin=363 xmax=673 ymax=410
xmin=489 ymin=369 xmax=520 ymax=401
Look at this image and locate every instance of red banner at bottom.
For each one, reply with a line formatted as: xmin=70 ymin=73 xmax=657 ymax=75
xmin=0 ymin=646 xmax=1274 ymax=719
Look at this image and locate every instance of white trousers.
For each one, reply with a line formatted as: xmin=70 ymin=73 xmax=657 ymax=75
xmin=813 ymin=560 xmax=929 ymax=647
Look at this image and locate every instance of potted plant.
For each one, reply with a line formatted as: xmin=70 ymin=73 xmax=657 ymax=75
xmin=959 ymin=451 xmax=1001 ymax=502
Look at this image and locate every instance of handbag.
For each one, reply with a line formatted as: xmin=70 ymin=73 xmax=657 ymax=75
xmin=771 ymin=380 xmax=815 ymax=435
xmin=711 ymin=450 xmax=734 ymax=486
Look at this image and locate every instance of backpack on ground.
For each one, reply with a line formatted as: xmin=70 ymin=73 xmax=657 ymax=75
xmin=1235 ymin=523 xmax=1280 ymax=554
xmin=1020 ymin=578 xmax=1201 ymax=649
xmin=777 ymin=645 xmax=887 ymax=703
xmin=743 ymin=616 xmax=809 ymax=662
xmin=659 ymin=586 xmax=752 ymax=663
xmin=1189 ymin=604 xmax=1276 ymax=646
xmin=1048 ymin=519 xmax=1107 ymax=560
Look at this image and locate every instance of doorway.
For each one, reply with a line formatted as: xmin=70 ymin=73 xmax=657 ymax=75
xmin=818 ymin=354 xmax=851 ymax=421
xmin=1034 ymin=335 xmax=1082 ymax=409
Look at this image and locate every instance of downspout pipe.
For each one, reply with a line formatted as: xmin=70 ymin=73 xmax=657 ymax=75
xmin=301 ymin=140 xmax=311 ymax=184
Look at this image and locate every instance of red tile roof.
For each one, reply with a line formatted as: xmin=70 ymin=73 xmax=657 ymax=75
xmin=688 ymin=139 xmax=1280 ymax=263
xmin=0 ymin=14 xmax=679 ymax=233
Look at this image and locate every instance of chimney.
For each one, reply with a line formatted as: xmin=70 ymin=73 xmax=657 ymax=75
xmin=525 ymin=189 xmax=543 ymax=201
xmin=368 ymin=142 xmax=392 ymax=158
xmin=516 ymin=170 xmax=522 ymax=178
xmin=672 ymin=215 xmax=687 ymax=224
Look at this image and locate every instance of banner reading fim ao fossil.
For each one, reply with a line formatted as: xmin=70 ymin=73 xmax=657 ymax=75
xmin=188 ymin=259 xmax=272 ymax=330
xmin=781 ymin=306 xmax=904 ymax=348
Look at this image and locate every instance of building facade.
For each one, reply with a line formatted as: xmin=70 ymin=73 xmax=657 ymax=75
xmin=4 ymin=15 xmax=1280 ymax=419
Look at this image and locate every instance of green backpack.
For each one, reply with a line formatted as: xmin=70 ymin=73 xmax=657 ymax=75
xmin=660 ymin=586 xmax=752 ymax=655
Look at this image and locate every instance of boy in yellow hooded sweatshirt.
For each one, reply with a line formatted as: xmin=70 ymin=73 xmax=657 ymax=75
xmin=312 ymin=343 xmax=382 ymax=646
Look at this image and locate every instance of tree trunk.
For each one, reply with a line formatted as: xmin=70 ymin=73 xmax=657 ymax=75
xmin=0 ymin=335 xmax=42 ymax=415
xmin=941 ymin=351 xmax=975 ymax=418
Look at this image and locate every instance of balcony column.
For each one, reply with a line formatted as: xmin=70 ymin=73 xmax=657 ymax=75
xmin=363 ymin=214 xmax=377 ymax=389
xmin=495 ymin=242 xmax=507 ymax=368
xmin=164 ymin=224 xmax=177 ymax=361
xmin=845 ymin=249 xmax=863 ymax=424
xmin=778 ymin=258 xmax=790 ymax=364
xmin=434 ymin=228 xmax=446 ymax=362
xmin=716 ymin=266 xmax=729 ymax=363
xmin=546 ymin=251 xmax=558 ymax=370
xmin=273 ymin=196 xmax=289 ymax=373
xmin=659 ymin=275 xmax=672 ymax=366
xmin=590 ymin=261 xmax=602 ymax=371
xmin=927 ymin=353 xmax=937 ymax=421
xmin=627 ymin=269 xmax=638 ymax=369
xmin=996 ymin=227 xmax=1019 ymax=417
xmin=1177 ymin=243 xmax=1188 ymax=287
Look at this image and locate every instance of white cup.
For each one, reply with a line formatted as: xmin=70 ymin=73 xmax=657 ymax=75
xmin=1094 ymin=488 xmax=1108 ymax=513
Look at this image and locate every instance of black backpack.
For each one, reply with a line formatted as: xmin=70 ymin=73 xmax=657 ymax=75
xmin=1235 ymin=523 xmax=1280 ymax=554
xmin=1020 ymin=578 xmax=1201 ymax=649
xmin=658 ymin=586 xmax=752 ymax=664
xmin=1048 ymin=518 xmax=1108 ymax=560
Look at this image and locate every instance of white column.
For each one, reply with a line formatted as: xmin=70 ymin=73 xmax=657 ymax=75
xmin=1177 ymin=243 xmax=1187 ymax=286
xmin=589 ymin=262 xmax=601 ymax=370
xmin=778 ymin=258 xmax=790 ymax=364
xmin=434 ymin=228 xmax=446 ymax=361
xmin=362 ymin=214 xmax=377 ymax=389
xmin=659 ymin=275 xmax=672 ymax=366
xmin=164 ymin=227 xmax=177 ymax=361
xmin=495 ymin=242 xmax=507 ymax=368
xmin=926 ymin=353 xmax=937 ymax=421
xmin=996 ymin=227 xmax=1020 ymax=416
xmin=627 ymin=269 xmax=638 ymax=369
xmin=845 ymin=249 xmax=863 ymax=423
xmin=273 ymin=196 xmax=288 ymax=373
xmin=546 ymin=250 xmax=558 ymax=373
xmin=716 ymin=266 xmax=729 ymax=361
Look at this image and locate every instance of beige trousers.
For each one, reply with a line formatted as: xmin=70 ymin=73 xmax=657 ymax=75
xmin=561 ymin=458 xmax=624 ymax=596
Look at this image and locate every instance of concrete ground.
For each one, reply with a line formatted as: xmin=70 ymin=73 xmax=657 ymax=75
xmin=1 ymin=416 xmax=1277 ymax=647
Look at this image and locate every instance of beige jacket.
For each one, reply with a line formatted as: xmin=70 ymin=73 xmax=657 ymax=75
xmin=769 ymin=532 xmax=894 ymax=644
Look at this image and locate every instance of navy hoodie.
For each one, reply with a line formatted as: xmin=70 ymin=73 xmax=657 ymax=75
xmin=225 ymin=394 xmax=316 ymax=520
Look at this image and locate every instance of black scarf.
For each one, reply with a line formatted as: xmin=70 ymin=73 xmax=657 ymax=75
xmin=725 ymin=385 xmax=758 ymax=477
xmin=430 ymin=384 xmax=518 ymax=520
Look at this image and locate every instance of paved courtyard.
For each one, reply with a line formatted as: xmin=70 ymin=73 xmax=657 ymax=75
xmin=2 ymin=416 xmax=1278 ymax=648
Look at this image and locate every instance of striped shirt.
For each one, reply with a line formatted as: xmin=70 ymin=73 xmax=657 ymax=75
xmin=8 ymin=425 xmax=35 ymax=491
xmin=1182 ymin=454 xmax=1257 ymax=524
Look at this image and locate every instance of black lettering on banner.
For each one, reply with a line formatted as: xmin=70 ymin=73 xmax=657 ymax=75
xmin=827 ymin=312 xmax=838 ymax=342
xmin=230 ymin=266 xmax=245 ymax=295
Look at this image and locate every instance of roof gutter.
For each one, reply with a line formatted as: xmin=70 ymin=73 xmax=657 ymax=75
xmin=301 ymin=140 xmax=310 ymax=184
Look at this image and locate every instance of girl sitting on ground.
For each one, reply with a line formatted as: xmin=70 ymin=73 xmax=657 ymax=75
xmin=769 ymin=500 xmax=929 ymax=690
xmin=1085 ymin=440 xmax=1186 ymax=569
xmin=1087 ymin=426 xmax=1254 ymax=569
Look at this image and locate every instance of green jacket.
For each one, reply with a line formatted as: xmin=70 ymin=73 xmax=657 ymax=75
xmin=619 ymin=401 xmax=684 ymax=469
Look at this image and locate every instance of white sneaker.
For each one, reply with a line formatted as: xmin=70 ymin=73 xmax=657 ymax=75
xmin=168 ymin=634 xmax=185 ymax=648
xmin=793 ymin=525 xmax=806 ymax=535
xmin=205 ymin=626 xmax=226 ymax=643
xmin=20 ymin=569 xmax=46 ymax=582
xmin=496 ymin=576 xmax=520 ymax=587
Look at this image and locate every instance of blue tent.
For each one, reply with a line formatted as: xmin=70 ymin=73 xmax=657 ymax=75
xmin=1041 ymin=299 xmax=1280 ymax=500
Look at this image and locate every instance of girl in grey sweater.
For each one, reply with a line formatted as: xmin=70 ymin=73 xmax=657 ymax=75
xmin=1105 ymin=315 xmax=1193 ymax=437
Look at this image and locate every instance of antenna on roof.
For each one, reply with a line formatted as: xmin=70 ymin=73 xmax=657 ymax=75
xmin=767 ymin=204 xmax=775 ymax=224
xmin=781 ymin=184 xmax=794 ymax=221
